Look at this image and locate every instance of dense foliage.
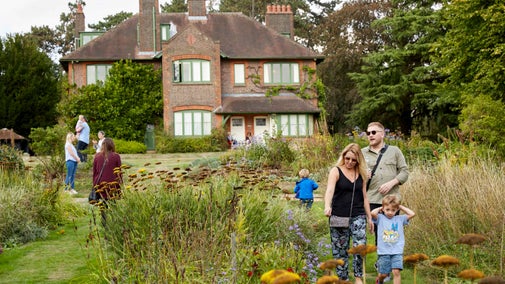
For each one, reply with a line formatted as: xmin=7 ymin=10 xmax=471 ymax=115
xmin=0 ymin=34 xmax=61 ymax=138
xmin=58 ymin=60 xmax=163 ymax=142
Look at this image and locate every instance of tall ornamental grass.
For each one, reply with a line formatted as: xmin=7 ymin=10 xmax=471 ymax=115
xmin=89 ymin=172 xmax=328 ymax=283
xmin=403 ymin=157 xmax=505 ymax=279
xmin=0 ymin=171 xmax=84 ymax=247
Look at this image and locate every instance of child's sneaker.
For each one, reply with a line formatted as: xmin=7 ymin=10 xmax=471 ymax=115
xmin=383 ymin=274 xmax=391 ymax=282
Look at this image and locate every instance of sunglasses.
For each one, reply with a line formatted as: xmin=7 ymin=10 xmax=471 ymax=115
xmin=344 ymin=157 xmax=357 ymax=163
xmin=366 ymin=130 xmax=382 ymax=136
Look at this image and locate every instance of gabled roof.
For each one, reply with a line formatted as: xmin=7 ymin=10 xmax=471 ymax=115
xmin=215 ymin=94 xmax=321 ymax=114
xmin=60 ymin=12 xmax=323 ymax=65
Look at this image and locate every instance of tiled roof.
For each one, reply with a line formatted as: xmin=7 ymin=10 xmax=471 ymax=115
xmin=215 ymin=94 xmax=321 ymax=114
xmin=60 ymin=12 xmax=323 ymax=63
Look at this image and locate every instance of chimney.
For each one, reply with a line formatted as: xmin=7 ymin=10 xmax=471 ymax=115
xmin=74 ymin=3 xmax=85 ymax=39
xmin=139 ymin=0 xmax=160 ymax=53
xmin=265 ymin=4 xmax=294 ymax=40
xmin=188 ymin=0 xmax=206 ymax=17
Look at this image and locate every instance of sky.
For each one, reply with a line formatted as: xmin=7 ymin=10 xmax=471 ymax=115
xmin=0 ymin=0 xmax=140 ymax=37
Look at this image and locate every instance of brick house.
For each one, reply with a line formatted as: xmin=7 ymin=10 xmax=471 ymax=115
xmin=60 ymin=0 xmax=324 ymax=142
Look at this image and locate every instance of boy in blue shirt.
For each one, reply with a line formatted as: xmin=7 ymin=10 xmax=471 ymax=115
xmin=371 ymin=195 xmax=416 ymax=284
xmin=294 ymin=168 xmax=319 ymax=210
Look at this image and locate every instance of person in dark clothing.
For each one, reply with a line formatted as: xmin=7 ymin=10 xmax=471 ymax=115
xmin=324 ymin=143 xmax=373 ymax=283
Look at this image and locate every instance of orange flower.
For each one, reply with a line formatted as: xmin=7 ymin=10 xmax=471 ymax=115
xmin=432 ymin=255 xmax=460 ymax=267
xmin=319 ymin=259 xmax=345 ymax=270
xmin=316 ymin=275 xmax=353 ymax=284
xmin=458 ymin=269 xmax=485 ymax=281
xmin=456 ymin=234 xmax=487 ymax=246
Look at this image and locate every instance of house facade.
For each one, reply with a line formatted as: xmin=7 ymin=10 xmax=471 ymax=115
xmin=60 ymin=0 xmax=324 ymax=142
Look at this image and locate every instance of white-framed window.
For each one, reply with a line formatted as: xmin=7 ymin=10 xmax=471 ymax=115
xmin=86 ymin=64 xmax=112 ymax=85
xmin=80 ymin=32 xmax=103 ymax=47
xmin=161 ymin=24 xmax=176 ymax=41
xmin=174 ymin=111 xmax=212 ymax=136
xmin=263 ymin=62 xmax=299 ymax=84
xmin=173 ymin=60 xmax=211 ymax=83
xmin=234 ymin=64 xmax=245 ymax=85
xmin=278 ymin=114 xmax=313 ymax=137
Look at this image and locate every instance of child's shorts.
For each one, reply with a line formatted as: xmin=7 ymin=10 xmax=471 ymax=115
xmin=377 ymin=254 xmax=403 ymax=274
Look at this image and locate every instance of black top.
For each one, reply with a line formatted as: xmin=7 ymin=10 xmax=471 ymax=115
xmin=331 ymin=167 xmax=365 ymax=217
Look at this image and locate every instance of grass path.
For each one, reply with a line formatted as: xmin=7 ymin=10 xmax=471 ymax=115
xmin=0 ymin=207 xmax=98 ymax=283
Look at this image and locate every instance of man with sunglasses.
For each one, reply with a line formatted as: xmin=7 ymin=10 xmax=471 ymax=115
xmin=362 ymin=122 xmax=409 ymax=281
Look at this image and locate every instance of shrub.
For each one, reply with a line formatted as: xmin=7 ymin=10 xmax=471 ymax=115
xmin=29 ymin=125 xmax=68 ymax=156
xmin=155 ymin=128 xmax=228 ymax=153
xmin=0 ymin=145 xmax=24 ymax=172
xmin=114 ymin=139 xmax=146 ymax=154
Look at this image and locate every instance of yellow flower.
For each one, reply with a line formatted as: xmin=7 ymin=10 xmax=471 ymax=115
xmin=271 ymin=272 xmax=300 ymax=284
xmin=261 ymin=270 xmax=289 ymax=284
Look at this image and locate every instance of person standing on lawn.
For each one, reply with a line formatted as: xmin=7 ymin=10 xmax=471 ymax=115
xmin=64 ymin=132 xmax=80 ymax=194
xmin=293 ymin=168 xmax=318 ymax=210
xmin=362 ymin=122 xmax=409 ymax=243
xmin=324 ymin=143 xmax=373 ymax=283
xmin=371 ymin=195 xmax=416 ymax=284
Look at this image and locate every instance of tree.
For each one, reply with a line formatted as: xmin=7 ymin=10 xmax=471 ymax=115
xmin=0 ymin=34 xmax=61 ymax=138
xmin=348 ymin=0 xmax=452 ymax=137
xmin=218 ymin=0 xmax=327 ymax=50
xmin=316 ymin=0 xmax=393 ymax=133
xmin=26 ymin=1 xmax=83 ymax=57
xmin=433 ymin=0 xmax=505 ymax=147
xmin=161 ymin=0 xmax=187 ymax=13
xmin=88 ymin=12 xmax=133 ymax=31
xmin=58 ymin=60 xmax=162 ymax=142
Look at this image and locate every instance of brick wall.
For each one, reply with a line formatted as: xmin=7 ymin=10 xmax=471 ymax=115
xmin=162 ymin=25 xmax=222 ymax=133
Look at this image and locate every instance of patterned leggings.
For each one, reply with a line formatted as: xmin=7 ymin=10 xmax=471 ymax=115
xmin=329 ymin=215 xmax=367 ymax=280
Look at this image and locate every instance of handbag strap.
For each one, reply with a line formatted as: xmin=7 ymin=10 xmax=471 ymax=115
xmin=95 ymin=158 xmax=107 ymax=185
xmin=348 ymin=171 xmax=357 ymax=218
xmin=366 ymin=144 xmax=389 ymax=191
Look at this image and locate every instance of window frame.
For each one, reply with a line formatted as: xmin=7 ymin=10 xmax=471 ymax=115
xmin=234 ymin=63 xmax=245 ymax=85
xmin=263 ymin=62 xmax=299 ymax=85
xmin=277 ymin=114 xmax=313 ymax=137
xmin=161 ymin=24 xmax=171 ymax=41
xmin=173 ymin=59 xmax=211 ymax=83
xmin=86 ymin=64 xmax=112 ymax=85
xmin=173 ymin=110 xmax=212 ymax=137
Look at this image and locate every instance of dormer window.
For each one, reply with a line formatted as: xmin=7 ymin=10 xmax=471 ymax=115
xmin=264 ymin=62 xmax=299 ymax=84
xmin=161 ymin=24 xmax=176 ymax=41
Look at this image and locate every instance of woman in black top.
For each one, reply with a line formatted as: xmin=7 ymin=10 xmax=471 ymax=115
xmin=324 ymin=143 xmax=373 ymax=283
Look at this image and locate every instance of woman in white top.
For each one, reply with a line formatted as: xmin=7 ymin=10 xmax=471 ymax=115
xmin=93 ymin=130 xmax=105 ymax=153
xmin=64 ymin=132 xmax=80 ymax=194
